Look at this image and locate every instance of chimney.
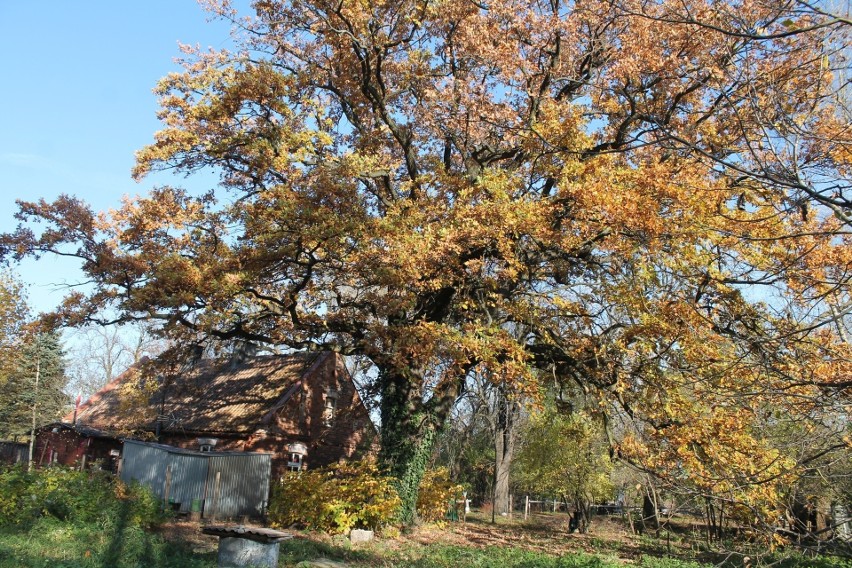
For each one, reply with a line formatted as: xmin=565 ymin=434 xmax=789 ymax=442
xmin=230 ymin=341 xmax=258 ymax=368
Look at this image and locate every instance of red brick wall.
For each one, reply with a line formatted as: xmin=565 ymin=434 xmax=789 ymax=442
xmin=32 ymin=428 xmax=122 ymax=471
xmin=270 ymin=353 xmax=378 ymax=469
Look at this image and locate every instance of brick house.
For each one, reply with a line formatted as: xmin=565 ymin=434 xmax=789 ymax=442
xmin=61 ymin=351 xmax=377 ymax=477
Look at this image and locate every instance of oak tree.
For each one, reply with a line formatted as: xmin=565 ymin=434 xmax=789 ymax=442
xmin=2 ymin=0 xmax=850 ymax=525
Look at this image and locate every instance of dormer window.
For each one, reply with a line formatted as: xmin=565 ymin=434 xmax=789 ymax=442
xmin=197 ymin=437 xmax=218 ymax=452
xmin=287 ymin=443 xmax=307 ymax=472
xmin=287 ymin=453 xmax=303 ymax=471
xmin=323 ymin=389 xmax=338 ymax=426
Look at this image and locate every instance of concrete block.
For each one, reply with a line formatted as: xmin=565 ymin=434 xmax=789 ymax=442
xmin=218 ymin=536 xmax=279 ymax=567
xmin=349 ymin=529 xmax=374 ymax=544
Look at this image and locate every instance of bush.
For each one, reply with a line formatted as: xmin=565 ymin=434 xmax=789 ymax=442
xmin=0 ymin=464 xmax=165 ymax=528
xmin=113 ymin=478 xmax=169 ymax=528
xmin=417 ymin=467 xmax=464 ymax=523
xmin=0 ymin=465 xmax=33 ymax=525
xmin=268 ymin=459 xmax=401 ymax=534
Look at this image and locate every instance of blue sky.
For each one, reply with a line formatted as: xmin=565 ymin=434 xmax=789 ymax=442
xmin=0 ymin=1 xmax=243 ymax=315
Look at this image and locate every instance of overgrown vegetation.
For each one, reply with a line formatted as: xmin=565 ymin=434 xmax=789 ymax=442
xmin=416 ymin=467 xmax=465 ymax=523
xmin=268 ymin=459 xmax=402 ymax=533
xmin=514 ymin=407 xmax=614 ymax=533
xmin=0 ymin=465 xmax=211 ymax=567
xmin=268 ymin=461 xmax=467 ymax=533
xmin=1 ymin=469 xmax=849 ymax=567
xmin=0 ymin=464 xmax=162 ymax=528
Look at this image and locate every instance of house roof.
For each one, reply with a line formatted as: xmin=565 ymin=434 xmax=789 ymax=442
xmin=37 ymin=422 xmax=116 ymax=439
xmin=123 ymin=439 xmax=273 ymax=457
xmin=70 ymin=352 xmax=328 ymax=435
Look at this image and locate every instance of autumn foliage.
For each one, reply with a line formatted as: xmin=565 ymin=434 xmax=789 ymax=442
xmin=268 ymin=460 xmax=401 ymax=533
xmin=1 ymin=0 xmax=850 ymax=530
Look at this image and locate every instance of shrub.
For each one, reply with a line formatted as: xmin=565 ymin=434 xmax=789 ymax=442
xmin=0 ymin=465 xmax=34 ymax=525
xmin=0 ymin=464 xmax=165 ymax=528
xmin=268 ymin=459 xmax=401 ymax=534
xmin=417 ymin=467 xmax=464 ymax=523
xmin=113 ymin=478 xmax=169 ymax=528
xmin=40 ymin=468 xmax=115 ymax=523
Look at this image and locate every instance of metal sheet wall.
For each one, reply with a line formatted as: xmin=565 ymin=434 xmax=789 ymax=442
xmin=120 ymin=441 xmax=168 ymax=494
xmin=120 ymin=440 xmax=271 ymax=519
xmin=166 ymin=453 xmax=209 ymax=513
xmin=204 ymin=453 xmax=271 ymax=519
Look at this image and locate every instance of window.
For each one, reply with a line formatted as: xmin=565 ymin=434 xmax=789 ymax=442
xmin=286 ymin=443 xmax=307 ymax=472
xmin=287 ymin=453 xmax=303 ymax=472
xmin=323 ymin=390 xmax=338 ymax=426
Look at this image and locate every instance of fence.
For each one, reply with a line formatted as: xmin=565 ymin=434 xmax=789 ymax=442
xmin=0 ymin=441 xmax=28 ymax=465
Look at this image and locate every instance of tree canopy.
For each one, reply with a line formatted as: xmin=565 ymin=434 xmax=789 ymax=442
xmin=1 ymin=0 xmax=850 ymax=525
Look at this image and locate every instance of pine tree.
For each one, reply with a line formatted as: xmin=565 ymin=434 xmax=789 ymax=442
xmin=0 ymin=332 xmax=69 ymax=449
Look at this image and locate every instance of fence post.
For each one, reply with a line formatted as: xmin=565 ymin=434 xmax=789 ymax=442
xmin=163 ymin=465 xmax=172 ymax=511
xmin=462 ymin=491 xmax=468 ymax=524
xmin=525 ymin=495 xmax=529 ymax=520
xmin=211 ymin=471 xmax=221 ymax=521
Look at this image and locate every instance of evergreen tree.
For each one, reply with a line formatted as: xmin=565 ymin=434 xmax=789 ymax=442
xmin=0 ymin=332 xmax=69 ymax=441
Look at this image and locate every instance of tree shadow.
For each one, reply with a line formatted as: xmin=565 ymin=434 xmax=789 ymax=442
xmin=100 ymin=499 xmax=131 ymax=567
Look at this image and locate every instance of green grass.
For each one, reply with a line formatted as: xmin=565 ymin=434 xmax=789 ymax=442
xmin=276 ymin=538 xmax=715 ymax=568
xmin=275 ymin=537 xmax=852 ymax=568
xmin=2 ymin=518 xmax=850 ymax=568
xmin=360 ymin=543 xmax=621 ymax=567
xmin=0 ymin=517 xmax=215 ymax=568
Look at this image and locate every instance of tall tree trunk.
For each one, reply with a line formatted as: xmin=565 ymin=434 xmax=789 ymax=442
xmin=493 ymin=389 xmax=518 ymax=517
xmin=378 ymin=367 xmax=460 ymax=526
xmin=27 ymin=355 xmax=40 ymax=471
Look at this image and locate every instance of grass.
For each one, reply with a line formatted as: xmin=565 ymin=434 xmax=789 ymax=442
xmin=274 ymin=537 xmax=711 ymax=567
xmin=1 ymin=513 xmax=850 ymax=567
xmin=0 ymin=517 xmax=216 ymax=568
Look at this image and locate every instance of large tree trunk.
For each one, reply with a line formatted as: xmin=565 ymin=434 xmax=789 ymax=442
xmin=378 ymin=367 xmax=459 ymax=526
xmin=493 ymin=390 xmax=518 ymax=517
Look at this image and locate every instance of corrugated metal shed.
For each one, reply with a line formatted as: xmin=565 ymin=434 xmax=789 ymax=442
xmin=168 ymin=452 xmax=209 ymax=513
xmin=120 ymin=440 xmax=271 ymax=518
xmin=121 ymin=441 xmax=167 ymax=491
xmin=206 ymin=453 xmax=271 ymax=519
